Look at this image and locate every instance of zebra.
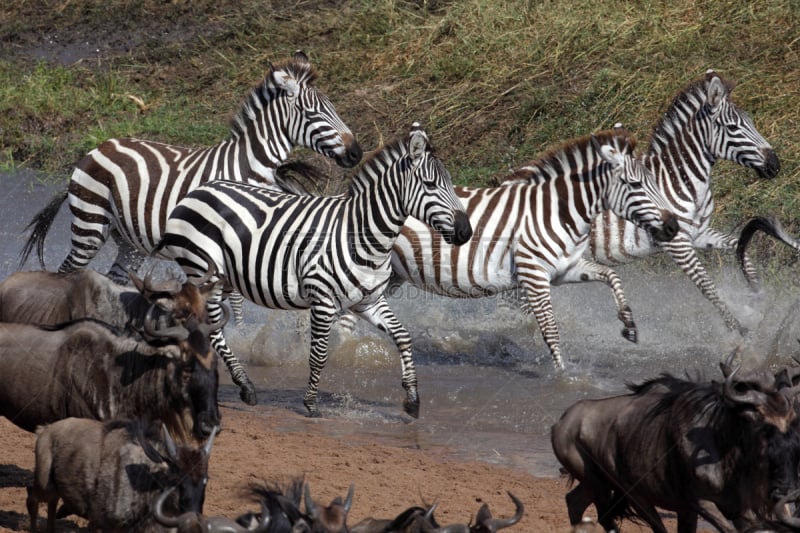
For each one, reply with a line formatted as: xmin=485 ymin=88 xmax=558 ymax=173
xmin=514 ymin=70 xmax=780 ymax=334
xmin=341 ymin=128 xmax=679 ymax=369
xmin=736 ymin=216 xmax=800 ymax=278
xmin=18 ymin=50 xmax=362 ymax=347
xmin=154 ymin=123 xmax=472 ymax=418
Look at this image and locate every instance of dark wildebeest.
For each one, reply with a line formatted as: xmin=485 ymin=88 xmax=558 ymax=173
xmin=235 ymin=478 xmax=354 ymax=533
xmin=27 ymin=418 xmax=218 ymax=533
xmin=551 ymin=361 xmax=800 ymax=533
xmin=0 ymin=310 xmax=225 ymax=441
xmin=153 ymin=485 xmax=272 ymax=532
xmin=0 ymin=267 xmax=216 ymax=337
xmin=349 ymin=492 xmax=524 ymax=533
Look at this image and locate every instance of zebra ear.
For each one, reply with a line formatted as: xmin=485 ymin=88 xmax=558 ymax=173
xmin=706 ymin=73 xmax=728 ymax=111
xmin=408 ymin=123 xmax=429 ymax=162
xmin=271 ymin=67 xmax=301 ymax=98
xmin=598 ymin=144 xmax=624 ymax=170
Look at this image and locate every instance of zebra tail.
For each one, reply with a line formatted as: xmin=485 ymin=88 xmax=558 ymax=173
xmin=18 ymin=189 xmax=68 ymax=270
xmin=736 ymin=215 xmax=800 ymax=270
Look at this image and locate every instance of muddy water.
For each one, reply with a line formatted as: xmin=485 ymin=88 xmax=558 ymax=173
xmin=3 ymin=169 xmax=800 ymax=477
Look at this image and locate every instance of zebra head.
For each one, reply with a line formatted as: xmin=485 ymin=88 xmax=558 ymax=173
xmin=702 ymin=69 xmax=780 ymax=179
xmin=266 ymin=50 xmax=362 ymax=168
xmin=596 ymin=138 xmax=679 ymax=244
xmin=402 ymin=123 xmax=472 ymax=246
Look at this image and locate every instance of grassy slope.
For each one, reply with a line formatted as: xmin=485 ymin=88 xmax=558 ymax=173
xmin=0 ymin=0 xmax=798 ymax=267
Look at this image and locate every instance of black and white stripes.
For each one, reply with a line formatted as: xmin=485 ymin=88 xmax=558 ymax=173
xmin=384 ymin=129 xmax=678 ymax=369
xmin=20 ymin=51 xmax=362 ymax=297
xmin=155 ymin=123 xmax=472 ymax=416
xmin=587 ymin=70 xmax=780 ymax=333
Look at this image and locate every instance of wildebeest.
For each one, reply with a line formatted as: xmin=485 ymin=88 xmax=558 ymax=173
xmin=0 ymin=267 xmax=217 ymax=337
xmin=551 ymin=361 xmax=800 ymax=532
xmin=153 ymin=485 xmax=272 ymax=532
xmin=349 ymin=491 xmax=524 ymax=533
xmin=27 ymin=418 xmax=217 ymax=533
xmin=0 ymin=310 xmax=224 ymax=440
xmin=235 ymin=478 xmax=354 ymax=533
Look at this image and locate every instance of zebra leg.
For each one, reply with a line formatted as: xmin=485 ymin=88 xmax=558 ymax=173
xmin=303 ymin=306 xmax=338 ymax=417
xmin=661 ymin=236 xmax=745 ymax=335
xmin=107 ymin=231 xmax=145 ymax=285
xmin=352 ymin=296 xmax=419 ymax=418
xmin=206 ymin=290 xmax=257 ymax=405
xmin=226 ymin=290 xmax=246 ymax=327
xmin=517 ymin=269 xmax=564 ymax=370
xmin=58 ymin=221 xmax=110 ymax=274
xmin=561 ymin=258 xmax=637 ymax=343
xmin=336 ymin=311 xmax=359 ymax=336
xmin=694 ymin=227 xmax=760 ymax=292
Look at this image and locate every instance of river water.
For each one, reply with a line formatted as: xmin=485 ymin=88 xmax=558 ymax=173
xmin=3 ymin=169 xmax=800 ymax=478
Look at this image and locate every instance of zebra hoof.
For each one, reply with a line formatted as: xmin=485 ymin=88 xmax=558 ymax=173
xmin=621 ymin=327 xmax=637 ymax=344
xmin=239 ymin=384 xmax=258 ymax=406
xmin=303 ymin=400 xmax=320 ymax=418
xmin=403 ymin=396 xmax=420 ymax=419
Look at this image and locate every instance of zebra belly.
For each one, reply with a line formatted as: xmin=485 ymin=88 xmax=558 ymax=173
xmin=391 ymin=229 xmax=516 ymax=299
xmin=590 ymin=212 xmax=659 ymax=265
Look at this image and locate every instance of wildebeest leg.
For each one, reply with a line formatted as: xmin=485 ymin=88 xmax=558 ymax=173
xmin=660 ymin=235 xmax=744 ymax=335
xmin=106 ymin=230 xmax=145 ymax=285
xmin=676 ymin=511 xmax=698 ymax=533
xmin=517 ymin=267 xmax=564 ymax=369
xmin=303 ymin=304 xmax=337 ymax=417
xmin=351 ymin=296 xmax=419 ymax=417
xmin=25 ymin=485 xmax=58 ymax=533
xmin=565 ymin=483 xmax=594 ymax=525
xmin=206 ymin=289 xmax=257 ymax=405
xmin=694 ymin=500 xmax=737 ymax=533
xmin=556 ymin=258 xmax=637 ymax=344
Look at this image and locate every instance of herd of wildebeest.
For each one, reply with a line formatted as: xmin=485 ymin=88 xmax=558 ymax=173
xmin=3 ymin=51 xmax=800 ymax=533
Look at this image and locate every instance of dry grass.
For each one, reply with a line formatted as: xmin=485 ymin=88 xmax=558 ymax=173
xmin=1 ymin=0 xmax=798 ymax=264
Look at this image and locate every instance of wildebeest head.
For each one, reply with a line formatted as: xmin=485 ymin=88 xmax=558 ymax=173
xmin=154 ymin=486 xmax=272 ymax=532
xmin=139 ymin=424 xmax=218 ymax=518
xmin=144 ymin=301 xmax=228 ymax=440
xmin=304 ymin=482 xmax=355 ymax=533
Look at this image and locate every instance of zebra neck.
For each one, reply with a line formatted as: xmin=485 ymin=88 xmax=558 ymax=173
xmin=645 ymin=101 xmax=716 ymax=199
xmin=228 ymin=85 xmax=292 ymax=186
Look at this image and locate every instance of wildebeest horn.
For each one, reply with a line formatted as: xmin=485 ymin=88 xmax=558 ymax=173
xmin=774 ymin=488 xmax=800 ymax=528
xmin=719 ymin=347 xmax=740 ymax=379
xmin=304 ymin=482 xmax=317 ymax=518
xmin=162 ymin=423 xmax=178 ymax=461
xmin=723 ymin=366 xmax=768 ymax=406
xmin=129 ymin=268 xmax=182 ymax=297
xmin=188 ymin=247 xmax=218 ymax=287
xmin=153 ymin=486 xmax=181 ymax=527
xmin=343 ymin=483 xmax=355 ymax=514
xmin=478 ymin=492 xmax=525 ymax=532
xmin=203 ymin=425 xmax=219 ymax=456
xmin=144 ymin=303 xmax=190 ymax=341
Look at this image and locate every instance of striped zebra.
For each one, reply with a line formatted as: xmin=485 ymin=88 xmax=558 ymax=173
xmin=19 ymin=51 xmax=361 ymax=341
xmin=516 ymin=70 xmax=779 ymax=334
xmin=154 ymin=123 xmax=472 ymax=418
xmin=344 ymin=128 xmax=679 ymax=369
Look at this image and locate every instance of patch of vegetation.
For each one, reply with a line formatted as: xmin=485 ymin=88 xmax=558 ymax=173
xmin=1 ymin=0 xmax=798 ymax=268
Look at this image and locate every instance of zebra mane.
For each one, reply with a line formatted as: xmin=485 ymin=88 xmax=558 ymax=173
xmin=501 ymin=128 xmax=636 ymax=185
xmin=229 ymin=56 xmax=318 ymax=138
xmin=348 ymin=135 xmax=413 ymax=193
xmin=647 ymin=71 xmax=735 ymax=152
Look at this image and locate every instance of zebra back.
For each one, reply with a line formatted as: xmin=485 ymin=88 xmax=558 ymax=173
xmin=591 ymin=69 xmax=779 ymax=264
xmin=20 ymin=51 xmax=362 ymax=276
xmin=391 ymin=130 xmax=675 ymax=297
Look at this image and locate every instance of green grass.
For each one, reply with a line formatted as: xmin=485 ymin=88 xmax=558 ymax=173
xmin=1 ymin=0 xmax=798 ymax=266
